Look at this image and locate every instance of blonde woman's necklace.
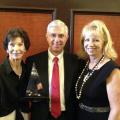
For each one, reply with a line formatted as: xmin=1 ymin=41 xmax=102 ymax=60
xmin=75 ymin=55 xmax=104 ymax=100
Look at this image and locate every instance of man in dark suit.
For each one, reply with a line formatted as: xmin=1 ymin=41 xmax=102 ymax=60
xmin=25 ymin=19 xmax=79 ymax=120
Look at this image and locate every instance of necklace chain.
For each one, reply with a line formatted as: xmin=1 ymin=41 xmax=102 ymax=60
xmin=75 ymin=55 xmax=105 ymax=100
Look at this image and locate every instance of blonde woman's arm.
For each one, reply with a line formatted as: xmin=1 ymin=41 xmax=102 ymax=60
xmin=107 ymin=68 xmax=120 ymax=120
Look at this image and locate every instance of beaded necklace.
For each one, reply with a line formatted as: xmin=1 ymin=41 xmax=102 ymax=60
xmin=75 ymin=55 xmax=105 ymax=100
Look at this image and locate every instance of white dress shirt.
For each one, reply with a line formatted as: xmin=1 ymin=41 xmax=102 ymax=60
xmin=48 ymin=50 xmax=65 ymax=111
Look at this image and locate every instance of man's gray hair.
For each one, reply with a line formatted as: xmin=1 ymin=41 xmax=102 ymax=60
xmin=47 ymin=19 xmax=68 ymax=35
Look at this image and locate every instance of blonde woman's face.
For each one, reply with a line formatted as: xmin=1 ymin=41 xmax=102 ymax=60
xmin=83 ymin=30 xmax=104 ymax=58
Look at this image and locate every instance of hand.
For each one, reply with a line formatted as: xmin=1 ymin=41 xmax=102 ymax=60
xmin=21 ymin=112 xmax=30 ymax=120
xmin=36 ymin=82 xmax=43 ymax=90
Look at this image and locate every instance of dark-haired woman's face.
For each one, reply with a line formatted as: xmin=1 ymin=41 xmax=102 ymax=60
xmin=7 ymin=37 xmax=26 ymax=61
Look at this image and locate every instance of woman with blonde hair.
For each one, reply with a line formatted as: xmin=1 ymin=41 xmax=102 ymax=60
xmin=75 ymin=20 xmax=120 ymax=120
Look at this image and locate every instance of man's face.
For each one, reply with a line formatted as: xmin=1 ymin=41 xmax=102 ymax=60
xmin=46 ymin=26 xmax=68 ymax=56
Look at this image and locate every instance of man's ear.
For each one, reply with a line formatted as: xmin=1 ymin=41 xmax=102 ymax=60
xmin=65 ymin=34 xmax=69 ymax=40
xmin=6 ymin=49 xmax=9 ymax=53
xmin=46 ymin=33 xmax=48 ymax=39
xmin=67 ymin=35 xmax=69 ymax=39
xmin=46 ymin=33 xmax=49 ymax=42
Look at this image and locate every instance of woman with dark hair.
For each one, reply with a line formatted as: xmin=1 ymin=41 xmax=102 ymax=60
xmin=0 ymin=28 xmax=30 ymax=120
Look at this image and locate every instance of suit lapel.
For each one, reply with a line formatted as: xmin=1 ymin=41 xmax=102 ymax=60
xmin=35 ymin=52 xmax=49 ymax=97
xmin=64 ymin=53 xmax=72 ymax=101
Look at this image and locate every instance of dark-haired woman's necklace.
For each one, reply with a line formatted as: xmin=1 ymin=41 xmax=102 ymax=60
xmin=75 ymin=55 xmax=105 ymax=100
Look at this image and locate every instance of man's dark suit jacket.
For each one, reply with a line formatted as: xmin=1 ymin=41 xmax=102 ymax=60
xmin=25 ymin=51 xmax=81 ymax=120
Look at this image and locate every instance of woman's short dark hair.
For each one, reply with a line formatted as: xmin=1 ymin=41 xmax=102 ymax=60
xmin=3 ymin=28 xmax=30 ymax=50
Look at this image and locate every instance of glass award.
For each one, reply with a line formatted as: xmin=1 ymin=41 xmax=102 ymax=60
xmin=26 ymin=63 xmax=42 ymax=97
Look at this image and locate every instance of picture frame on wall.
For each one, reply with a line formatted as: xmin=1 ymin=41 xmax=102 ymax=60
xmin=0 ymin=7 xmax=56 ymax=63
xmin=0 ymin=7 xmax=56 ymax=100
xmin=70 ymin=10 xmax=120 ymax=64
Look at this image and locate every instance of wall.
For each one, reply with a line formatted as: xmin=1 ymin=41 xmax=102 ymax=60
xmin=0 ymin=0 xmax=120 ymax=64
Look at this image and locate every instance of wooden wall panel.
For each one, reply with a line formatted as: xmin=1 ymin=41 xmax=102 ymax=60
xmin=0 ymin=9 xmax=54 ymax=63
xmin=72 ymin=12 xmax=120 ymax=64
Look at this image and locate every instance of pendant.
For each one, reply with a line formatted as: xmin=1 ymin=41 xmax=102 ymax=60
xmin=77 ymin=96 xmax=80 ymax=99
xmin=83 ymin=74 xmax=89 ymax=82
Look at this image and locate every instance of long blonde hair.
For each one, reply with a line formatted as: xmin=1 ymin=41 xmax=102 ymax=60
xmin=78 ymin=20 xmax=118 ymax=61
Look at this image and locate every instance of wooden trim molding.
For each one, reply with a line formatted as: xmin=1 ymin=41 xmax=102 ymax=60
xmin=0 ymin=7 xmax=56 ymax=63
xmin=70 ymin=10 xmax=120 ymax=64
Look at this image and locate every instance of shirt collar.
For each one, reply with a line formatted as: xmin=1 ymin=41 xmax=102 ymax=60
xmin=3 ymin=57 xmax=25 ymax=75
xmin=48 ymin=49 xmax=64 ymax=61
